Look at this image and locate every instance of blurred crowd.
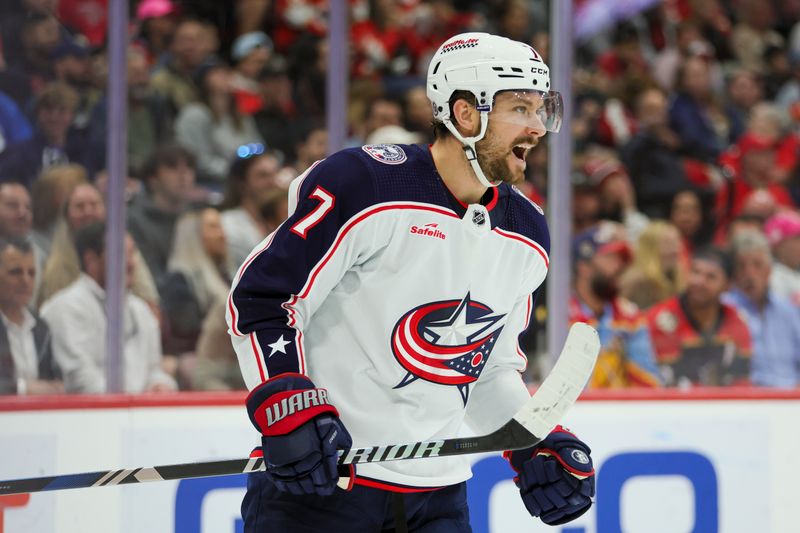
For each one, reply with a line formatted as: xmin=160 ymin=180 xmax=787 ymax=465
xmin=0 ymin=0 xmax=799 ymax=395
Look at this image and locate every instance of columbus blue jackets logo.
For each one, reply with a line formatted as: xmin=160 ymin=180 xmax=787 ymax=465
xmin=391 ymin=293 xmax=505 ymax=405
xmin=362 ymin=144 xmax=407 ymax=165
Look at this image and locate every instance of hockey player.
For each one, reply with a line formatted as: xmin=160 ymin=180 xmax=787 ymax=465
xmin=228 ymin=32 xmax=595 ymax=531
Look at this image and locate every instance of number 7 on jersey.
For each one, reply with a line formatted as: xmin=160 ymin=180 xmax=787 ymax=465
xmin=291 ymin=186 xmax=336 ymax=238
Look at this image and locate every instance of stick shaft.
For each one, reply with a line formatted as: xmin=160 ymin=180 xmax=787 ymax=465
xmin=0 ymin=324 xmax=598 ymax=496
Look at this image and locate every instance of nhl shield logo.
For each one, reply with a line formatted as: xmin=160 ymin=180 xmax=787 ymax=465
xmin=362 ymin=144 xmax=407 ymax=165
xmin=472 ymin=210 xmax=486 ymax=226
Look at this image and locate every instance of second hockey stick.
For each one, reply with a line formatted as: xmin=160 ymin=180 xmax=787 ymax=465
xmin=0 ymin=322 xmax=599 ymax=495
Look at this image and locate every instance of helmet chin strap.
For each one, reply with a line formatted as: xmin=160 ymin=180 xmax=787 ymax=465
xmin=443 ymin=111 xmax=500 ymax=189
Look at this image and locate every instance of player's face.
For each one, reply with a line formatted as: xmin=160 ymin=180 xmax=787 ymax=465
xmin=475 ymin=91 xmax=548 ymax=185
xmin=686 ymin=258 xmax=727 ymax=307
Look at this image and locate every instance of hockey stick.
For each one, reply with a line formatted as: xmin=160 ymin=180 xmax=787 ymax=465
xmin=0 ymin=322 xmax=599 ymax=496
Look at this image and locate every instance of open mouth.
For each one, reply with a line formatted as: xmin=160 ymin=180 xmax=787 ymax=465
xmin=511 ymin=144 xmax=534 ymax=162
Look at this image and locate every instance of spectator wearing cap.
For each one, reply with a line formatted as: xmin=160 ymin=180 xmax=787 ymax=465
xmin=52 ymin=39 xmax=92 ymax=90
xmin=230 ymin=31 xmax=273 ymax=115
xmin=647 ymin=247 xmax=751 ymax=387
xmin=57 ymin=0 xmax=108 ymax=48
xmin=720 ymin=103 xmax=799 ymax=187
xmin=764 ymin=210 xmax=800 ymax=304
xmin=620 ymin=86 xmax=689 ymax=219
xmin=51 ymin=38 xmax=99 ymax=135
xmin=581 ymin=147 xmax=650 ymax=242
xmin=134 ymin=0 xmax=180 ymax=66
xmin=175 ymin=62 xmax=264 ymax=183
xmin=595 ymin=22 xmax=650 ymax=83
xmin=41 ymin=222 xmax=176 ymax=393
xmin=0 ymin=82 xmax=84 ymax=186
xmin=569 ymin=222 xmax=662 ymax=388
xmin=724 ymin=230 xmax=800 ymax=387
xmin=715 ymin=133 xmax=795 ymax=231
xmin=0 ymin=237 xmax=62 ymax=395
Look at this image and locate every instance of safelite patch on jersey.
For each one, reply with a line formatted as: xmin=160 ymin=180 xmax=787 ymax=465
xmin=362 ymin=144 xmax=407 ymax=165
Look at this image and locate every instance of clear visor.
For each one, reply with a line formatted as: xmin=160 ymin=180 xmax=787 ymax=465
xmin=487 ymin=90 xmax=564 ymax=133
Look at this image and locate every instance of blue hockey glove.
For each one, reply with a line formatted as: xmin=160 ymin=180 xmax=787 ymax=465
xmin=504 ymin=425 xmax=595 ymax=525
xmin=246 ymin=373 xmax=354 ymax=496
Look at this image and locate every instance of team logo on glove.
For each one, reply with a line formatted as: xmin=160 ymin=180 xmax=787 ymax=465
xmin=391 ymin=293 xmax=505 ymax=405
xmin=571 ymin=449 xmax=590 ymax=465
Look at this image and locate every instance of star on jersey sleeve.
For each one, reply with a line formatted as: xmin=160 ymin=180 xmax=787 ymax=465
xmin=227 ymin=150 xmax=382 ymax=390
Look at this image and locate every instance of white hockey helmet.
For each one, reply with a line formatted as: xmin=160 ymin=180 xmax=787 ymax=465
xmin=427 ymin=32 xmax=563 ymax=187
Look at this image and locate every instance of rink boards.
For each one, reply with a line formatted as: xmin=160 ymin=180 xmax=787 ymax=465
xmin=0 ymin=389 xmax=798 ymax=533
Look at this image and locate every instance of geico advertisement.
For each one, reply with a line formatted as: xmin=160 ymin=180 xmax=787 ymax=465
xmin=0 ymin=400 xmax=797 ymax=533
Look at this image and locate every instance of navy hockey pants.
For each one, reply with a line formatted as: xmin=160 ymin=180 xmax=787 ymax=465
xmin=241 ymin=471 xmax=472 ymax=532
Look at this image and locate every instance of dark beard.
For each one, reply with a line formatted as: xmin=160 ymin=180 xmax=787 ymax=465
xmin=474 ymin=132 xmax=537 ymax=184
xmin=590 ymin=273 xmax=619 ymax=301
xmin=475 ymin=138 xmax=513 ymax=184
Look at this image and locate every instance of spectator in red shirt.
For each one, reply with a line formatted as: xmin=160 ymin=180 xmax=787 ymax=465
xmin=596 ymin=21 xmax=650 ymax=82
xmin=648 ymin=247 xmax=752 ymax=387
xmin=716 ymin=133 xmax=795 ymax=230
xmin=58 ymin=0 xmax=107 ymax=48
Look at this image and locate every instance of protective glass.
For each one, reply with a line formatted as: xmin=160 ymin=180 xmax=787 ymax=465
xmin=488 ymin=90 xmax=564 ymax=133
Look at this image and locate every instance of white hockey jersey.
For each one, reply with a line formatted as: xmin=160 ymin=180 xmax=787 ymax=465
xmin=227 ymin=143 xmax=550 ymax=490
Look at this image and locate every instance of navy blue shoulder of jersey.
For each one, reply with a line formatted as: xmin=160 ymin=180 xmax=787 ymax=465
xmin=292 ymin=148 xmax=378 ymax=220
xmin=347 ymin=144 xmax=456 ymax=208
xmin=293 ymin=144 xmax=455 ymax=214
xmin=495 ymin=184 xmax=551 ymax=257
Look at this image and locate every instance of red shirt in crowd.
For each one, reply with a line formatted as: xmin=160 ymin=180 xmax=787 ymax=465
xmin=647 ymin=294 xmax=752 ymax=386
